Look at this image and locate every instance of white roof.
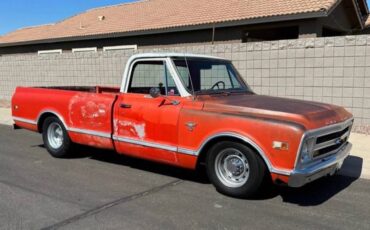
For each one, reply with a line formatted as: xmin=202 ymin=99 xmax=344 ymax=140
xmin=129 ymin=53 xmax=229 ymax=61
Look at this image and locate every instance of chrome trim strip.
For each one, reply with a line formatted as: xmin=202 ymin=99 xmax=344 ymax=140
xmin=113 ymin=136 xmax=198 ymax=156
xmin=177 ymin=147 xmax=198 ymax=156
xmin=313 ymin=142 xmax=347 ymax=160
xmin=113 ymin=135 xmax=178 ymax=152
xmin=341 ymin=130 xmax=350 ymax=140
xmin=12 ymin=116 xmax=37 ymax=125
xmin=293 ymin=132 xmax=307 ymax=169
xmin=271 ymin=168 xmax=291 ymax=176
xmin=68 ymin=128 xmax=111 ymax=139
xmin=314 ymin=139 xmax=340 ymax=151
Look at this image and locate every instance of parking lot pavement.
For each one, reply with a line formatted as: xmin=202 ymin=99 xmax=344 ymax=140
xmin=1 ymin=125 xmax=370 ymax=230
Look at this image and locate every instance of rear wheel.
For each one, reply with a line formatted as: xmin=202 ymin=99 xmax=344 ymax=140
xmin=42 ymin=117 xmax=73 ymax=158
xmin=206 ymin=141 xmax=266 ymax=198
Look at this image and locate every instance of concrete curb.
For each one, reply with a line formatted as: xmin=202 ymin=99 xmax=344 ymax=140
xmin=343 ymin=133 xmax=370 ymax=180
xmin=0 ymin=108 xmax=13 ymax=126
xmin=1 ymin=108 xmax=369 ymax=180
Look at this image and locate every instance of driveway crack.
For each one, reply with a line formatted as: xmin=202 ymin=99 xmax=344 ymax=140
xmin=0 ymin=179 xmax=91 ymax=209
xmin=41 ymin=179 xmax=183 ymax=230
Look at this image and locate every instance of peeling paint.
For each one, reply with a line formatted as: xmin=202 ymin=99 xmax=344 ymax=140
xmin=120 ymin=121 xmax=146 ymax=140
xmin=81 ymin=101 xmax=107 ymax=119
xmin=114 ymin=119 xmax=119 ymax=134
xmin=68 ymin=93 xmax=110 ymax=128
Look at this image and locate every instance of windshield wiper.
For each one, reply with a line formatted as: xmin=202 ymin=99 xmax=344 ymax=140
xmin=210 ymin=91 xmax=231 ymax=95
xmin=195 ymin=90 xmax=231 ymax=96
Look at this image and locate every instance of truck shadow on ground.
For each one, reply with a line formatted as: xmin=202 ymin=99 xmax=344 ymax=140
xmin=39 ymin=144 xmax=363 ymax=206
xmin=274 ymin=155 xmax=363 ymax=206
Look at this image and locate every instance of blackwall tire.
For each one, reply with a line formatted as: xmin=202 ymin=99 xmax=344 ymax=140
xmin=42 ymin=116 xmax=73 ymax=158
xmin=206 ymin=141 xmax=267 ymax=198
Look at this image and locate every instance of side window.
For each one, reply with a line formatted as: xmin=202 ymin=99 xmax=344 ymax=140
xmin=177 ymin=65 xmax=191 ymax=90
xmin=172 ymin=60 xmax=192 ymax=91
xmin=128 ymin=61 xmax=179 ymax=96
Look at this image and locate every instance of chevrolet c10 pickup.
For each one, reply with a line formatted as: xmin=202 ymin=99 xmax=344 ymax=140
xmin=12 ymin=53 xmax=353 ymax=198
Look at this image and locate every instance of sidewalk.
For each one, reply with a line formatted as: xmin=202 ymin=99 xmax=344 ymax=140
xmin=340 ymin=133 xmax=370 ymax=180
xmin=0 ymin=108 xmax=13 ymax=126
xmin=0 ymin=108 xmax=369 ymax=179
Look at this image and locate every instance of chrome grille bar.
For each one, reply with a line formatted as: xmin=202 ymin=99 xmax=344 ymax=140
xmin=314 ymin=130 xmax=350 ymax=152
xmin=312 ymin=125 xmax=352 ymax=159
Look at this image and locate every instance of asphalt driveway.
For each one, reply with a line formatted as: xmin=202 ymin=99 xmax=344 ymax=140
xmin=0 ymin=125 xmax=369 ymax=230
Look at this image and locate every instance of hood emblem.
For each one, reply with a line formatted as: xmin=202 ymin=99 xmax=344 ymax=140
xmin=186 ymin=122 xmax=197 ymax=132
xmin=325 ymin=120 xmax=338 ymax=125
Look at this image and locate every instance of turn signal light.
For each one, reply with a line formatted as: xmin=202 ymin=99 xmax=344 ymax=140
xmin=272 ymin=141 xmax=289 ymax=151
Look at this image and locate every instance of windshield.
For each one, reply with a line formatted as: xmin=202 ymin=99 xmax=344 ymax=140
xmin=172 ymin=58 xmax=252 ymax=95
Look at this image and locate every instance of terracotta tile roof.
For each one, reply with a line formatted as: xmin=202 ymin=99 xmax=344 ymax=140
xmin=0 ymin=0 xmax=340 ymax=45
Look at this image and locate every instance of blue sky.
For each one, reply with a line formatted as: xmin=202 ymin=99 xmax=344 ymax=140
xmin=0 ymin=0 xmax=369 ymax=36
xmin=0 ymin=0 xmax=135 ymax=35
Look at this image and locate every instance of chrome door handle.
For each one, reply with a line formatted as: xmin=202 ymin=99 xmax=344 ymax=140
xmin=120 ymin=103 xmax=132 ymax=109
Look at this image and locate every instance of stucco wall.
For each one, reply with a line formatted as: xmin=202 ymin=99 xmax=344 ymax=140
xmin=1 ymin=35 xmax=370 ymax=131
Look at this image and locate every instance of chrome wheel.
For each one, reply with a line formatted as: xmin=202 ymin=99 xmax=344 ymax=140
xmin=47 ymin=122 xmax=64 ymax=149
xmin=215 ymin=148 xmax=250 ymax=188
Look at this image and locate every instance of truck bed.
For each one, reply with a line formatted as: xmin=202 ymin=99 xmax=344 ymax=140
xmin=37 ymin=86 xmax=120 ymax=94
xmin=12 ymin=86 xmax=119 ymax=149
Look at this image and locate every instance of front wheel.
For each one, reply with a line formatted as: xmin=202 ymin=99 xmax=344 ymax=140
xmin=206 ymin=141 xmax=267 ymax=198
xmin=42 ymin=116 xmax=73 ymax=158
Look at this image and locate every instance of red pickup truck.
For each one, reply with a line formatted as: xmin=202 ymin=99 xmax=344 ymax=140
xmin=12 ymin=53 xmax=353 ymax=198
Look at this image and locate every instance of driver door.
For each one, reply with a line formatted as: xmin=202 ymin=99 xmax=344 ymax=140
xmin=113 ymin=59 xmax=183 ymax=164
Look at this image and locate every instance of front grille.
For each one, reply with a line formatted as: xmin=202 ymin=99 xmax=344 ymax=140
xmin=313 ymin=143 xmax=343 ymax=158
xmin=312 ymin=125 xmax=351 ymax=158
xmin=316 ymin=127 xmax=349 ymax=144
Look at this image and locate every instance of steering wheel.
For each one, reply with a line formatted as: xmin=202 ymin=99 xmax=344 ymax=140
xmin=211 ymin=81 xmax=226 ymax=90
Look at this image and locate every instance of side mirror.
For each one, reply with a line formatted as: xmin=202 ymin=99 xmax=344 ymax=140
xmin=149 ymin=87 xmax=161 ymax=98
xmin=149 ymin=87 xmax=180 ymax=106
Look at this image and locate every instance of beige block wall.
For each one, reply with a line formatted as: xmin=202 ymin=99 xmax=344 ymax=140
xmin=0 ymin=35 xmax=370 ymax=129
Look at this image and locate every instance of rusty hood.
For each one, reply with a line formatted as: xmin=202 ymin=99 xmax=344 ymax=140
xmin=200 ymin=94 xmax=353 ymax=130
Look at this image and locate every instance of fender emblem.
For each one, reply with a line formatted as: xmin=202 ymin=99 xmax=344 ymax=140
xmin=335 ymin=135 xmax=347 ymax=145
xmin=185 ymin=122 xmax=197 ymax=131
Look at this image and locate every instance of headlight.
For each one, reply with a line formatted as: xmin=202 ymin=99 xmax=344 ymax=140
xmin=300 ymin=137 xmax=316 ymax=164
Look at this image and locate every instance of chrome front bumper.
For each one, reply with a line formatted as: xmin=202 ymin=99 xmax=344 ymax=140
xmin=288 ymin=142 xmax=352 ymax=187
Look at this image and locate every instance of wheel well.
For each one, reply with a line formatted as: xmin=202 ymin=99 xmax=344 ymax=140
xmin=37 ymin=113 xmax=57 ymax=133
xmin=196 ymin=136 xmax=269 ymax=171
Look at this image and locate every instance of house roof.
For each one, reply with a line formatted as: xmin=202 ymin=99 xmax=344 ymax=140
xmin=0 ymin=0 xmax=357 ymax=46
xmin=366 ymin=15 xmax=370 ymax=27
